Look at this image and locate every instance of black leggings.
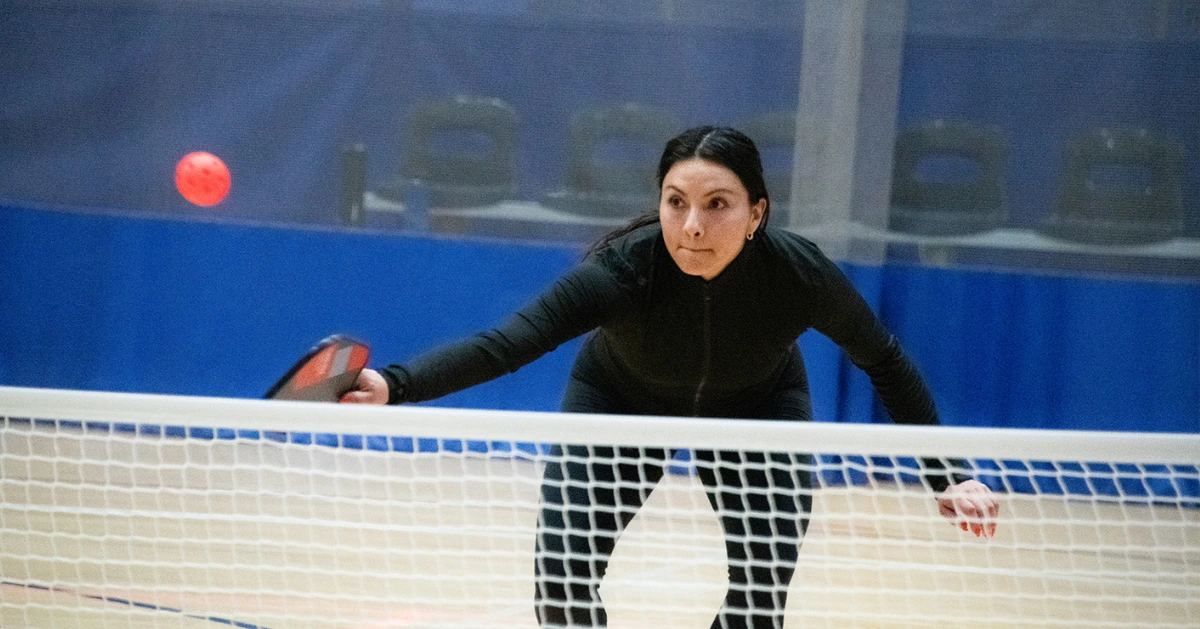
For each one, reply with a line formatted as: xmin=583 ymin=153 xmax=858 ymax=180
xmin=534 ymin=445 xmax=812 ymax=629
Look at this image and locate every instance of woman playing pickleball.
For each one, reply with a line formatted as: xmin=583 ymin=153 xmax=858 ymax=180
xmin=343 ymin=125 xmax=999 ymax=629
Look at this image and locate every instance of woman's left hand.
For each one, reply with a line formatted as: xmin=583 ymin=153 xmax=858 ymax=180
xmin=937 ymin=479 xmax=999 ymax=539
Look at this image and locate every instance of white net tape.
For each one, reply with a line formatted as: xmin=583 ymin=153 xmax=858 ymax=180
xmin=1 ymin=387 xmax=1197 ymax=628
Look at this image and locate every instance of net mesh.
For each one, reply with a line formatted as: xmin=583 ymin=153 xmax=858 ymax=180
xmin=1 ymin=387 xmax=1197 ymax=629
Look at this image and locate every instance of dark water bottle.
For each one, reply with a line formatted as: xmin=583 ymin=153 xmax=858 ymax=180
xmin=340 ymin=143 xmax=366 ymax=226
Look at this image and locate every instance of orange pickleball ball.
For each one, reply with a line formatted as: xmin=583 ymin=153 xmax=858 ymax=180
xmin=175 ymin=151 xmax=231 ymax=206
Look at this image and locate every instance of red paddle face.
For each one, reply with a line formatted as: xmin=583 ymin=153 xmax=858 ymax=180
xmin=266 ymin=336 xmax=370 ymax=402
xmin=292 ymin=342 xmax=370 ymax=390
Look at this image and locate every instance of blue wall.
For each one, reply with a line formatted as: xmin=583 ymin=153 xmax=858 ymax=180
xmin=3 ymin=204 xmax=1196 ymax=434
xmin=0 ymin=205 xmax=579 ymax=411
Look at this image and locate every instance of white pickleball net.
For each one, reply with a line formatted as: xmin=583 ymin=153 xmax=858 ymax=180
xmin=1 ymin=386 xmax=1197 ymax=629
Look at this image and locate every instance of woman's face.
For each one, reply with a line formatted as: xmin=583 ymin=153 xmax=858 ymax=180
xmin=659 ymin=158 xmax=765 ymax=280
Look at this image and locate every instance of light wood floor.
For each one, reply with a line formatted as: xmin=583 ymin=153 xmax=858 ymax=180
xmin=2 ymin=423 xmax=1197 ymax=628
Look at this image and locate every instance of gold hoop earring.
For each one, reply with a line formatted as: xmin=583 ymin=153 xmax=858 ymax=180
xmin=746 ymin=232 xmax=754 ymax=241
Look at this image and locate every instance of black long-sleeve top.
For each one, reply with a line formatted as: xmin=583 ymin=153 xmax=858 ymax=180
xmin=380 ymin=225 xmax=966 ymax=489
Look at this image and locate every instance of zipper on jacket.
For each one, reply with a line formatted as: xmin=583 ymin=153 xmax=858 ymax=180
xmin=692 ymin=286 xmax=712 ymax=416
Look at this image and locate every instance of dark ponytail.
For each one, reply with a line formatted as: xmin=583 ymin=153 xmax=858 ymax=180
xmin=585 ymin=125 xmax=771 ymax=258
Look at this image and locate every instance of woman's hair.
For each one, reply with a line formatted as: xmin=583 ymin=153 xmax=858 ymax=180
xmin=587 ymin=125 xmax=771 ymax=256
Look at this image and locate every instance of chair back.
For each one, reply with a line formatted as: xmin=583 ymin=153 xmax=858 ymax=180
xmin=889 ymin=119 xmax=1009 ymax=235
xmin=1042 ymin=127 xmax=1183 ymax=245
xmin=403 ymin=96 xmax=519 ymax=207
